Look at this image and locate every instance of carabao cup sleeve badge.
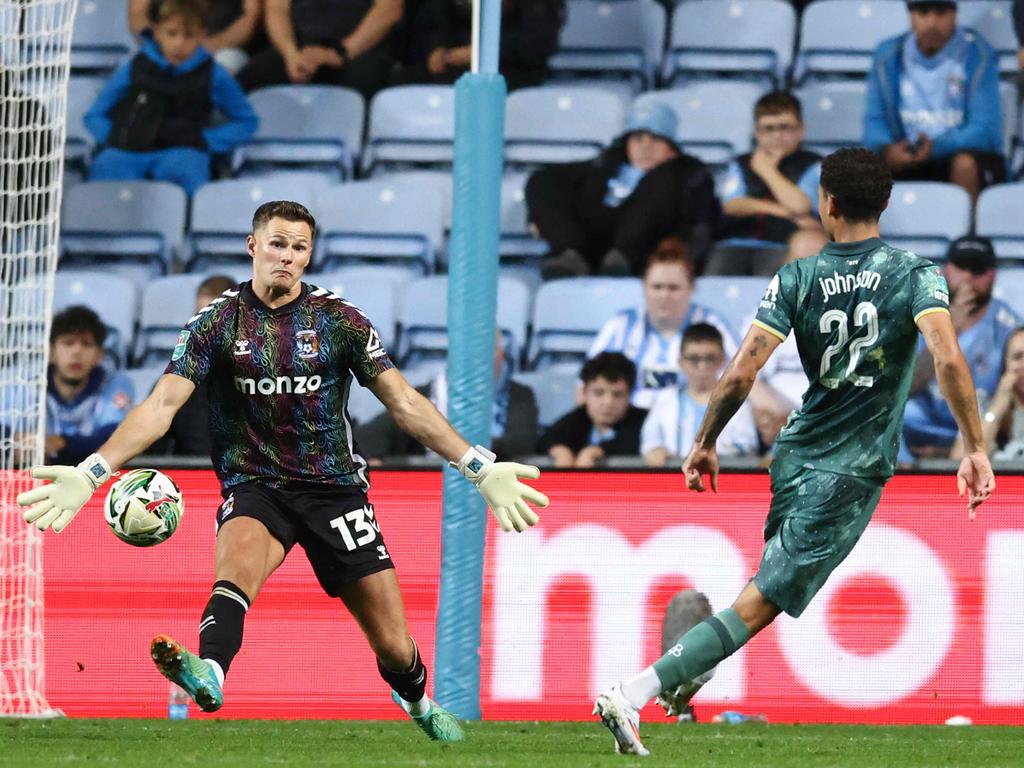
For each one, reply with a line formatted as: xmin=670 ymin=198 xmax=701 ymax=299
xmin=172 ymin=330 xmax=191 ymax=361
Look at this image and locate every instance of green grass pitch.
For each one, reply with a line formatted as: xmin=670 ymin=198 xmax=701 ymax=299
xmin=2 ymin=720 xmax=1023 ymax=767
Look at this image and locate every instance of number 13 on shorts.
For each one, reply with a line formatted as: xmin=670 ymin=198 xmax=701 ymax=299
xmin=330 ymin=505 xmax=380 ymax=551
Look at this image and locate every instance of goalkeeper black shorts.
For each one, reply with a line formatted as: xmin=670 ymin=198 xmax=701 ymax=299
xmin=215 ymin=482 xmax=394 ymax=597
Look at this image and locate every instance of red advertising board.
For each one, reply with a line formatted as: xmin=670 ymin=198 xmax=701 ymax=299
xmin=42 ymin=470 xmax=1024 ymax=724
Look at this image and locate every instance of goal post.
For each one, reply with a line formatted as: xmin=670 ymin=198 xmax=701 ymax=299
xmin=1 ymin=0 xmax=79 ymax=718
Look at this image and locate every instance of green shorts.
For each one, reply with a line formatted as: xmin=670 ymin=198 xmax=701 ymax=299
xmin=753 ymin=460 xmax=885 ymax=618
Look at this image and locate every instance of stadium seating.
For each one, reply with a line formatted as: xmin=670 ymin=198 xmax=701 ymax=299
xmin=123 ymin=364 xmax=165 ymax=400
xmin=54 ymin=270 xmax=138 ymax=367
xmin=505 ymin=86 xmax=626 ymax=167
xmin=346 ymin=380 xmax=388 ymax=426
xmin=796 ymin=80 xmax=868 ymax=156
xmin=134 ymin=274 xmax=209 ymax=366
xmin=633 ymin=82 xmax=764 ymax=171
xmin=64 ymin=76 xmax=105 ymax=176
xmin=187 ymin=176 xmax=329 ymax=272
xmin=363 ymin=86 xmax=456 ymax=175
xmin=396 ymin=275 xmax=533 ymax=368
xmin=64 ymin=0 xmax=135 ymax=75
xmin=692 ymin=275 xmax=772 ymax=341
xmin=879 ymin=182 xmax=971 ymax=260
xmin=958 ymin=1 xmax=1019 ymax=79
xmin=793 ymin=0 xmax=909 ymax=84
xmin=548 ymin=0 xmax=667 ymax=91
xmin=311 ymin=271 xmax=400 ymax=349
xmin=315 ymin=177 xmax=445 ymax=273
xmin=528 ymin=277 xmax=644 ymax=369
xmin=61 ymin=180 xmax=187 ymax=278
xmin=976 ymin=183 xmax=1024 ymax=262
xmin=233 ymin=86 xmax=363 ymax=181
xmin=664 ymin=0 xmax=796 ymax=87
xmin=993 ymin=268 xmax=1024 ymax=306
xmin=512 ymin=368 xmax=581 ymax=429
xmin=999 ymin=80 xmax=1019 ymax=162
xmin=499 ymin=172 xmax=547 ymax=261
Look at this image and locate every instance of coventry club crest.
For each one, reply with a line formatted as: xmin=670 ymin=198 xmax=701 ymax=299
xmin=295 ymin=330 xmax=320 ymax=359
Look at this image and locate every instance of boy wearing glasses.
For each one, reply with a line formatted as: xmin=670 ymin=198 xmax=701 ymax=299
xmin=640 ymin=323 xmax=759 ymax=466
xmin=707 ymin=92 xmax=822 ymax=276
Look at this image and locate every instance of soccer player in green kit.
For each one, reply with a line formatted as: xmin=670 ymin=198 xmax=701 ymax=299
xmin=594 ymin=148 xmax=996 ymax=756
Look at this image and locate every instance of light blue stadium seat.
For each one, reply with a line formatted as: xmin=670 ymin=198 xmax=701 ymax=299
xmin=795 ymin=80 xmax=868 ymax=155
xmin=993 ymin=268 xmax=1024 ymax=313
xmin=63 ymin=0 xmax=135 ymax=74
xmin=692 ymin=275 xmax=771 ymax=341
xmin=54 ymin=270 xmax=138 ymax=367
xmin=505 ymin=86 xmax=626 ymax=167
xmin=959 ymin=1 xmax=1018 ymax=79
xmin=977 ymin=183 xmax=1024 ymax=262
xmin=64 ymin=76 xmax=105 ymax=175
xmin=346 ymin=380 xmax=387 ymax=426
xmin=310 ymin=272 xmax=399 ymax=349
xmin=363 ymin=86 xmax=455 ymax=175
xmin=500 ymin=172 xmax=548 ymax=261
xmin=233 ymin=86 xmax=363 ymax=181
xmin=315 ymin=178 xmax=444 ymax=274
xmin=134 ymin=274 xmax=209 ymax=366
xmin=528 ymin=277 xmax=644 ymax=369
xmin=123 ymin=364 xmax=166 ymax=399
xmin=793 ymin=0 xmax=908 ymax=84
xmin=633 ymin=82 xmax=764 ymax=171
xmin=999 ymin=80 xmax=1018 ymax=161
xmin=187 ymin=176 xmax=328 ymax=271
xmin=664 ymin=0 xmax=795 ymax=87
xmin=880 ymin=182 xmax=971 ymax=260
xmin=548 ymin=0 xmax=667 ymax=91
xmin=397 ymin=275 xmax=533 ymax=369
xmin=61 ymin=180 xmax=186 ymax=278
xmin=512 ymin=369 xmax=581 ymax=428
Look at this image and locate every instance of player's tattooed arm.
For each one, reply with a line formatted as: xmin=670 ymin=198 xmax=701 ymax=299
xmin=695 ymin=329 xmax=781 ymax=450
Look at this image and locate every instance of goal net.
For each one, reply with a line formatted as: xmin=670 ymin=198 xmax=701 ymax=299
xmin=1 ymin=0 xmax=77 ymax=717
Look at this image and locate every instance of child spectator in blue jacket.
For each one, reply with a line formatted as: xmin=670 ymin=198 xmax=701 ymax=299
xmin=85 ymin=0 xmax=258 ymax=195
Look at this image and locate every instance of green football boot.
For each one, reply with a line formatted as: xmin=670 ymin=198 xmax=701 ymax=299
xmin=150 ymin=635 xmax=224 ymax=713
xmin=391 ymin=691 xmax=465 ymax=742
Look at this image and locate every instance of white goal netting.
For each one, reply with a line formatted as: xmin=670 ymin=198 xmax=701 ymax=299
xmin=1 ymin=0 xmax=77 ymax=717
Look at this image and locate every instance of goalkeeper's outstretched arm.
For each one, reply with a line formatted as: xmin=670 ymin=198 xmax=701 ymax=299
xmin=367 ymin=368 xmax=549 ymax=532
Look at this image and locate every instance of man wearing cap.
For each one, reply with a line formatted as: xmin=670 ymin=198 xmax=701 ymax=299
xmin=864 ymin=0 xmax=1004 ymax=204
xmin=904 ymin=236 xmax=1021 ymax=454
xmin=526 ymin=101 xmax=718 ymax=279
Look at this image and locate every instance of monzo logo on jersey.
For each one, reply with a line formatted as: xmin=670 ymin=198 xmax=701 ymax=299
xmin=234 ymin=375 xmax=323 ymax=395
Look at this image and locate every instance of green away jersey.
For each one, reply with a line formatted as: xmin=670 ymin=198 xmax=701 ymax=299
xmin=753 ymin=237 xmax=950 ymax=479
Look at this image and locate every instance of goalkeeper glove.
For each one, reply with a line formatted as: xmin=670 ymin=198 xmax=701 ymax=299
xmin=17 ymin=453 xmax=112 ymax=533
xmin=452 ymin=445 xmax=549 ymax=532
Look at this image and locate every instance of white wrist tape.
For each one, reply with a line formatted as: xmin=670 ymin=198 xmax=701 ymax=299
xmin=451 ymin=444 xmax=496 ymax=483
xmin=77 ymin=453 xmax=112 ymax=489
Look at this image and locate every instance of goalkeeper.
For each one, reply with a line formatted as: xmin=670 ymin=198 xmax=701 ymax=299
xmin=17 ymin=200 xmax=548 ymax=742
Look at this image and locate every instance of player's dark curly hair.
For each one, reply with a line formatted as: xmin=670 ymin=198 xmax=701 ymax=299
xmin=50 ymin=305 xmax=107 ymax=346
xmin=820 ymin=148 xmax=892 ymax=223
xmin=252 ymin=200 xmax=317 ymax=237
xmin=581 ymin=352 xmax=637 ymax=390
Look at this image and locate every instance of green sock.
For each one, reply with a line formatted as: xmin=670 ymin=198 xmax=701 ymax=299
xmin=652 ymin=608 xmax=751 ymax=691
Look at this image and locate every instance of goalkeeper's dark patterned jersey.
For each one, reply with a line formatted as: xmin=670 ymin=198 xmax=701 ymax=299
xmin=753 ymin=238 xmax=950 ymax=479
xmin=164 ymin=281 xmax=393 ymax=491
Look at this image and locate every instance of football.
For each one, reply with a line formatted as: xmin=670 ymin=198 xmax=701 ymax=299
xmin=104 ymin=469 xmax=184 ymax=547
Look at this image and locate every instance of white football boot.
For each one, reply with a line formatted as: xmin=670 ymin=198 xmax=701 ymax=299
xmin=593 ymin=683 xmax=651 ymax=757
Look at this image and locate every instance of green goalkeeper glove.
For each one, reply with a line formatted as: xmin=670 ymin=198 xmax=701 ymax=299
xmin=453 ymin=445 xmax=549 ymax=532
xmin=17 ymin=453 xmax=111 ymax=533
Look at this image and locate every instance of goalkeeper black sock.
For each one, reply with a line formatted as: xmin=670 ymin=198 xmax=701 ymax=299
xmin=378 ymin=637 xmax=427 ymax=707
xmin=198 ymin=580 xmax=250 ymax=677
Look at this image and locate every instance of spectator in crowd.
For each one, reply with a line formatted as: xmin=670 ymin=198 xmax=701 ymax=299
xmin=641 ymin=323 xmax=759 ymax=467
xmin=953 ymin=325 xmax=1024 ymax=460
xmin=129 ymin=0 xmax=264 ymax=74
xmin=26 ymin=307 xmax=134 ymax=466
xmin=708 ymin=91 xmax=822 ymax=276
xmin=526 ymin=102 xmax=719 ymax=279
xmin=358 ymin=331 xmax=539 ymax=461
xmin=400 ymin=0 xmax=563 ymax=90
xmin=745 ymin=227 xmax=828 ymax=445
xmin=586 ymin=238 xmax=736 ymax=409
xmin=904 ymin=235 xmax=1021 ymax=455
xmin=539 ymin=352 xmax=648 ymax=468
xmin=864 ymin=0 xmax=1004 ymax=203
xmin=236 ymin=0 xmax=401 ymax=99
xmin=85 ymin=0 xmax=258 ymax=196
xmin=152 ymin=275 xmax=237 ymax=456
